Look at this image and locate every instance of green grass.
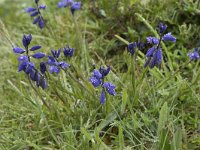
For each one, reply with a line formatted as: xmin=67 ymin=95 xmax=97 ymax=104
xmin=0 ymin=0 xmax=200 ymax=149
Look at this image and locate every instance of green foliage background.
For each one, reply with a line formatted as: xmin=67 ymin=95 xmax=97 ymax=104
xmin=0 ymin=0 xmax=200 ymax=149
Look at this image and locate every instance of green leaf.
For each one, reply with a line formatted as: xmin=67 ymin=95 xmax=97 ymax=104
xmin=157 ymin=102 xmax=168 ymax=134
xmin=118 ymin=124 xmax=124 ymax=149
xmin=121 ymin=88 xmax=128 ymax=114
xmin=81 ymin=128 xmax=95 ymax=143
xmin=171 ymin=128 xmax=182 ymax=150
xmin=97 ymin=110 xmax=117 ymax=131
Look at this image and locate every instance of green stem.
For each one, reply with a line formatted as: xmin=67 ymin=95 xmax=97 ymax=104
xmin=115 ymin=34 xmax=129 ymax=45
xmin=28 ymin=78 xmax=50 ymax=110
xmin=131 ymin=55 xmax=136 ymax=101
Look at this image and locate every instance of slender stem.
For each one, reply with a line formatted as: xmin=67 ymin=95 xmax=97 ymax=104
xmin=28 ymin=78 xmax=50 ymax=109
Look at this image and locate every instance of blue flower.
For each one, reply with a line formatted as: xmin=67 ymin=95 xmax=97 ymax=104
xmin=18 ymin=55 xmax=29 ymax=62
xmin=146 ymin=37 xmax=159 ymax=45
xmin=144 ymin=48 xmax=162 ymax=68
xmin=30 ymin=69 xmax=37 ymax=81
xmin=40 ymin=62 xmax=47 ymax=74
xmin=57 ymin=0 xmax=73 ymax=8
xmin=127 ymin=42 xmax=137 ymax=55
xmin=26 ymin=7 xmax=36 ymax=13
xmin=59 ymin=61 xmax=70 ymax=69
xmin=102 ymin=82 xmax=116 ymax=96
xmin=13 ymin=34 xmax=47 ymax=89
xmin=89 ymin=65 xmax=115 ymax=104
xmin=29 ymin=67 xmax=47 ymax=89
xmin=159 ymin=23 xmax=167 ymax=34
xmin=99 ymin=66 xmax=110 ymax=78
xmin=26 ymin=1 xmax=46 ymax=29
xmin=22 ymin=34 xmax=32 ymax=48
xmin=143 ymin=23 xmax=176 ymax=69
xmin=18 ymin=61 xmax=29 ymax=72
xmin=63 ymin=46 xmax=74 ymax=57
xmin=13 ymin=47 xmax=25 ymax=54
xmin=58 ymin=0 xmax=81 ymax=14
xmin=92 ymin=69 xmax=102 ymax=79
xmin=100 ymin=90 xmax=105 ymax=104
xmin=162 ymin=33 xmax=176 ymax=42
xmin=47 ymin=49 xmax=69 ymax=74
xmin=51 ymin=49 xmax=61 ymax=58
xmin=30 ymin=45 xmax=41 ymax=51
xmin=71 ymin=2 xmax=81 ymax=14
xmin=188 ymin=48 xmax=200 ymax=60
xmin=38 ymin=5 xmax=46 ymax=9
xmin=24 ymin=62 xmax=35 ymax=74
xmin=146 ymin=46 xmax=156 ymax=57
xmin=49 ymin=65 xmax=60 ymax=74
xmin=89 ymin=76 xmax=101 ymax=87
xmin=137 ymin=41 xmax=145 ymax=51
xmin=40 ymin=77 xmax=48 ymax=89
xmin=32 ymin=52 xmax=46 ymax=59
xmin=89 ymin=69 xmax=102 ymax=87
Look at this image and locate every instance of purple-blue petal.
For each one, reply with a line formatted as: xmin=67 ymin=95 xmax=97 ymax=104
xmin=13 ymin=47 xmax=25 ymax=54
xmin=18 ymin=55 xmax=28 ymax=62
xmin=32 ymin=52 xmax=46 ymax=59
xmin=156 ymin=48 xmax=162 ymax=64
xmin=51 ymin=50 xmax=56 ymax=57
xmin=159 ymin=23 xmax=167 ymax=34
xmin=38 ymin=5 xmax=46 ymax=10
xmin=18 ymin=61 xmax=28 ymax=72
xmin=57 ymin=2 xmax=66 ymax=8
xmin=30 ymin=11 xmax=39 ymax=17
xmin=48 ymin=56 xmax=56 ymax=65
xmin=49 ymin=66 xmax=60 ymax=74
xmin=57 ymin=49 xmax=61 ymax=58
xmin=102 ymin=82 xmax=116 ymax=96
xmin=100 ymin=90 xmax=105 ymax=104
xmin=92 ymin=69 xmax=102 ymax=79
xmin=146 ymin=37 xmax=159 ymax=45
xmin=22 ymin=34 xmax=32 ymax=47
xmin=104 ymin=66 xmax=110 ymax=76
xmin=188 ymin=48 xmax=200 ymax=60
xmin=59 ymin=61 xmax=69 ymax=69
xmin=194 ymin=48 xmax=199 ymax=52
xmin=26 ymin=7 xmax=36 ymax=13
xmin=30 ymin=69 xmax=37 ymax=81
xmin=40 ymin=62 xmax=47 ymax=74
xmin=57 ymin=0 xmax=73 ymax=8
xmin=71 ymin=2 xmax=81 ymax=14
xmin=40 ymin=78 xmax=48 ymax=89
xmin=137 ymin=41 xmax=145 ymax=51
xmin=162 ymin=33 xmax=176 ymax=42
xmin=89 ymin=76 xmax=101 ymax=88
xmin=149 ymin=48 xmax=162 ymax=68
xmin=30 ymin=45 xmax=41 ymax=51
xmin=25 ymin=62 xmax=35 ymax=74
xmin=36 ymin=72 xmax=41 ymax=87
xmin=146 ymin=46 xmax=156 ymax=57
xmin=27 ymin=34 xmax=32 ymax=43
xmin=99 ymin=66 xmax=110 ymax=77
xmin=127 ymin=42 xmax=137 ymax=55
xmin=38 ymin=19 xmax=45 ymax=29
xmin=33 ymin=16 xmax=40 ymax=24
xmin=63 ymin=46 xmax=74 ymax=57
